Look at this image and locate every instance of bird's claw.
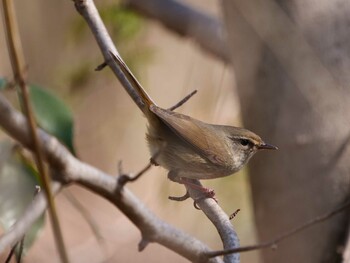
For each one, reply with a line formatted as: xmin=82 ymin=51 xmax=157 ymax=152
xmin=168 ymin=191 xmax=190 ymax=201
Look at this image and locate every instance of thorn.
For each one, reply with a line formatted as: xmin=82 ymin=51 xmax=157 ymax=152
xmin=138 ymin=237 xmax=150 ymax=252
xmin=117 ymin=160 xmax=123 ymax=175
xmin=95 ymin=61 xmax=107 ymax=71
xmin=168 ymin=90 xmax=198 ymax=111
xmin=229 ymin=209 xmax=241 ymax=220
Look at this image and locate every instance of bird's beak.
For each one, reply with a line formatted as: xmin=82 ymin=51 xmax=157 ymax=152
xmin=258 ymin=142 xmax=278 ymax=150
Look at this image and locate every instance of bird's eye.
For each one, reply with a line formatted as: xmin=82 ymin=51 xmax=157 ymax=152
xmin=240 ymin=139 xmax=250 ymax=146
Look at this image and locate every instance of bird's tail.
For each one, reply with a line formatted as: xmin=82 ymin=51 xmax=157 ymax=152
xmin=109 ymin=51 xmax=156 ymax=116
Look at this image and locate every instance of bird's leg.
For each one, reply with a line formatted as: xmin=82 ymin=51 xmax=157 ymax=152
xmin=167 ymin=171 xmax=217 ymax=203
xmin=179 ymin=178 xmax=216 ymax=198
xmin=167 ymin=171 xmax=190 ymax=201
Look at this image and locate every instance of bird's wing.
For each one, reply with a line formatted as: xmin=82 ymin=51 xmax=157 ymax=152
xmin=150 ymin=105 xmax=230 ymax=166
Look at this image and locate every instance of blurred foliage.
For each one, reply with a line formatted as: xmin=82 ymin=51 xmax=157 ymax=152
xmin=70 ymin=4 xmax=142 ymax=43
xmin=63 ymin=62 xmax=93 ymax=93
xmin=101 ymin=5 xmax=143 ymax=41
xmin=0 ymin=78 xmax=8 ymax=90
xmin=68 ymin=2 xmax=152 ymax=90
xmin=0 ymin=141 xmax=44 ymax=258
xmin=29 ymin=85 xmax=76 ymax=154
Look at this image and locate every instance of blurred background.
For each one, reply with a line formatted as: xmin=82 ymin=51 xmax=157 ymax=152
xmin=1 ymin=0 xmax=350 ymax=263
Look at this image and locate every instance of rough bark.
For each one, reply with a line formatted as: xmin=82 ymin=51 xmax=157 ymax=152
xmin=222 ymin=1 xmax=350 ymax=262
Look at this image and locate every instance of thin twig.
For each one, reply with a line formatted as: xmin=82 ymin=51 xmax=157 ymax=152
xmin=117 ymin=151 xmax=161 ymax=186
xmin=17 ymin=237 xmax=24 ymax=263
xmin=206 ymin=199 xmax=350 ymax=258
xmin=95 ymin=61 xmax=107 ymax=71
xmin=3 ymin=235 xmax=24 ymax=263
xmin=167 ymin=90 xmax=197 ymax=111
xmin=118 ymin=162 xmax=152 ymax=185
xmin=1 ymin=1 xmax=69 ymax=262
xmin=5 ymin=242 xmax=17 ymax=263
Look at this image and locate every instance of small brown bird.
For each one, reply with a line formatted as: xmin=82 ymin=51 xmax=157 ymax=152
xmin=110 ymin=52 xmax=277 ymax=193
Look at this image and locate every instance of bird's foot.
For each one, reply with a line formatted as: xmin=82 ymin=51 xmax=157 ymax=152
xmin=178 ymin=178 xmax=216 ymax=197
xmin=167 ymin=173 xmax=218 ymax=208
xmin=192 ymin=189 xmax=218 ymax=210
xmin=168 ymin=191 xmax=190 ymax=201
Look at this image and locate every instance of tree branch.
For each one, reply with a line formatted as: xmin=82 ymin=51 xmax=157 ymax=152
xmin=124 ymin=0 xmax=230 ymax=62
xmin=0 ymin=93 xmax=222 ymax=263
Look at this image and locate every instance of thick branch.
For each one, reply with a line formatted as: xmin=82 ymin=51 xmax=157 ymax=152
xmin=0 ymin=93 xmax=221 ymax=263
xmin=125 ymin=0 xmax=230 ymax=62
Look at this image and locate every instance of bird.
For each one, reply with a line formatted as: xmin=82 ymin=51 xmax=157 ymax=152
xmin=109 ymin=52 xmax=277 ymax=196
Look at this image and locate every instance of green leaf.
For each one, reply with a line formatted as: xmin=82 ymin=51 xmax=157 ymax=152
xmin=0 ymin=141 xmax=45 ymax=256
xmin=29 ymin=85 xmax=75 ymax=154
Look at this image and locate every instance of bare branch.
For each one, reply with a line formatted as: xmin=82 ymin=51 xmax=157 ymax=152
xmin=125 ymin=0 xmax=230 ymax=62
xmin=0 ymin=93 xmax=222 ymax=263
